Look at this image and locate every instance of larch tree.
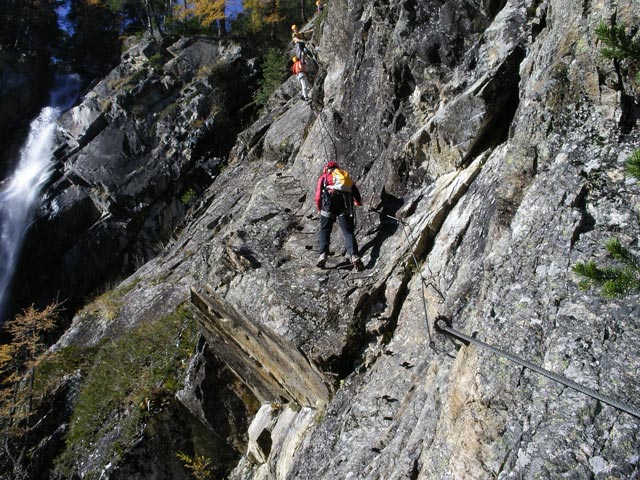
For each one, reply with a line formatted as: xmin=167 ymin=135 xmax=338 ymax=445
xmin=242 ymin=0 xmax=272 ymax=32
xmin=194 ymin=0 xmax=226 ymax=27
xmin=0 ymin=303 xmax=60 ymax=477
xmin=173 ymin=0 xmax=226 ymax=35
xmin=264 ymin=0 xmax=285 ymax=25
xmin=193 ymin=0 xmax=226 ymax=36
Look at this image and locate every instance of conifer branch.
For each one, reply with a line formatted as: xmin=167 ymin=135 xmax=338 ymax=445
xmin=574 ymin=260 xmax=618 ymax=284
xmin=605 ymin=238 xmax=640 ymax=270
xmin=602 ymin=269 xmax=640 ymax=298
xmin=626 ymin=149 xmax=640 ymax=180
xmin=574 ymin=248 xmax=640 ymax=298
xmin=595 ymin=22 xmax=640 ymax=61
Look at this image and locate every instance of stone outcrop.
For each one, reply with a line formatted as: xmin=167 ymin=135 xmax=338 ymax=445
xmin=5 ymin=0 xmax=640 ymax=478
xmin=9 ymin=35 xmax=256 ymax=317
xmin=191 ymin=286 xmax=331 ymax=409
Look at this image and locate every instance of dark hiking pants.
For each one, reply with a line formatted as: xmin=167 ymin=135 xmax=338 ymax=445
xmin=319 ymin=211 xmax=358 ymax=257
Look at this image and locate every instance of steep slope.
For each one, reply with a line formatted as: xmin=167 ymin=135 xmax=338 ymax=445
xmin=24 ymin=0 xmax=640 ymax=478
xmin=7 ymin=35 xmax=255 ymax=319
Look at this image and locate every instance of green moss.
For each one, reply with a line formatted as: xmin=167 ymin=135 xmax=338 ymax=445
xmin=157 ymin=102 xmax=180 ymax=122
xmin=100 ymin=98 xmax=112 ymax=113
xmin=131 ymin=103 xmax=149 ymax=118
xmin=33 ymin=345 xmax=100 ymax=396
xmin=81 ymin=278 xmax=141 ymax=320
xmin=181 ymin=188 xmax=197 ymax=205
xmin=148 ymin=52 xmax=164 ymax=72
xmin=195 ymin=64 xmax=215 ymax=80
xmin=107 ymin=69 xmax=147 ymax=92
xmin=54 ymin=305 xmax=198 ymax=476
xmin=127 ymin=70 xmax=147 ymax=88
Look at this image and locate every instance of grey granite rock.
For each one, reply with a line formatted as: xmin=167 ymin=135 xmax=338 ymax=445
xmin=10 ymin=36 xmax=256 ymax=315
xmin=16 ymin=0 xmax=640 ymax=478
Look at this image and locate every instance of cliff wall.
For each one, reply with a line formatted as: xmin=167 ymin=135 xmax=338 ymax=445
xmin=13 ymin=0 xmax=640 ymax=478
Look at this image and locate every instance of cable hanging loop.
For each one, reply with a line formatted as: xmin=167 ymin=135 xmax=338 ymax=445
xmin=365 ymin=205 xmax=437 ymax=350
xmin=434 ymin=316 xmax=640 ymax=420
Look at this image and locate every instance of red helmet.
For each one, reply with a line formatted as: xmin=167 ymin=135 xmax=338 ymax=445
xmin=324 ymin=161 xmax=339 ymax=173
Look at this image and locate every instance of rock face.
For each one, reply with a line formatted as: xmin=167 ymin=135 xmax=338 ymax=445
xmin=8 ymin=35 xmax=256 ymax=317
xmin=7 ymin=0 xmax=640 ymax=478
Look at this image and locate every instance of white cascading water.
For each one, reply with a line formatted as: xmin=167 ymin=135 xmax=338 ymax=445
xmin=0 ymin=73 xmax=81 ymax=322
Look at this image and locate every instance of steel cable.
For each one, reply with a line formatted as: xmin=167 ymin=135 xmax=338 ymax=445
xmin=434 ymin=316 xmax=640 ymax=419
xmin=365 ymin=206 xmax=437 ymax=350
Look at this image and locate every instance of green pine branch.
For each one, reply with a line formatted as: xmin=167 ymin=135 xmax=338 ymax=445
xmin=573 ymin=235 xmax=640 ymax=298
xmin=573 ymin=258 xmax=640 ymax=298
xmin=601 ymin=269 xmax=640 ymax=297
xmin=626 ymin=149 xmax=640 ymax=180
xmin=595 ymin=22 xmax=640 ymax=61
xmin=576 ymin=26 xmax=640 ymax=300
xmin=572 ymin=148 xmax=640 ymax=299
xmin=605 ymin=238 xmax=640 ymax=270
xmin=574 ymin=260 xmax=620 ymax=284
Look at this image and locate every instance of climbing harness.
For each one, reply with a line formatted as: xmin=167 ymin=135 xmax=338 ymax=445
xmin=434 ymin=316 xmax=640 ymax=419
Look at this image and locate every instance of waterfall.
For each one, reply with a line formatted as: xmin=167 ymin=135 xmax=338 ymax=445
xmin=0 ymin=73 xmax=81 ymax=322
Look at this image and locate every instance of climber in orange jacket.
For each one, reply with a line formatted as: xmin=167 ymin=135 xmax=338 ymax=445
xmin=292 ymin=56 xmax=312 ymax=101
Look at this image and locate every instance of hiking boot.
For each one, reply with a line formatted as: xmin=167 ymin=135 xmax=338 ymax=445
xmin=317 ymin=252 xmax=327 ymax=268
xmin=351 ymin=255 xmax=364 ymax=271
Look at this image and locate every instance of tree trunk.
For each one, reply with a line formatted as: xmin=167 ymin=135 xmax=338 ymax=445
xmin=142 ymin=0 xmax=156 ymax=37
xmin=219 ymin=18 xmax=227 ymax=37
xmin=182 ymin=0 xmax=188 ymax=35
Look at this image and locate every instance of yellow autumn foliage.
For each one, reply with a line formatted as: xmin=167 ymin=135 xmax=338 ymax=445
xmin=174 ymin=0 xmax=226 ymax=27
xmin=243 ymin=0 xmax=285 ymax=30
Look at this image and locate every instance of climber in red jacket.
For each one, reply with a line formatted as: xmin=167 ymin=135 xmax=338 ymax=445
xmin=315 ymin=161 xmax=364 ymax=271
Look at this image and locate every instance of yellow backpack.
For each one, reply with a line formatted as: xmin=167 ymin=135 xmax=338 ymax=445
xmin=329 ymin=168 xmax=353 ymax=192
